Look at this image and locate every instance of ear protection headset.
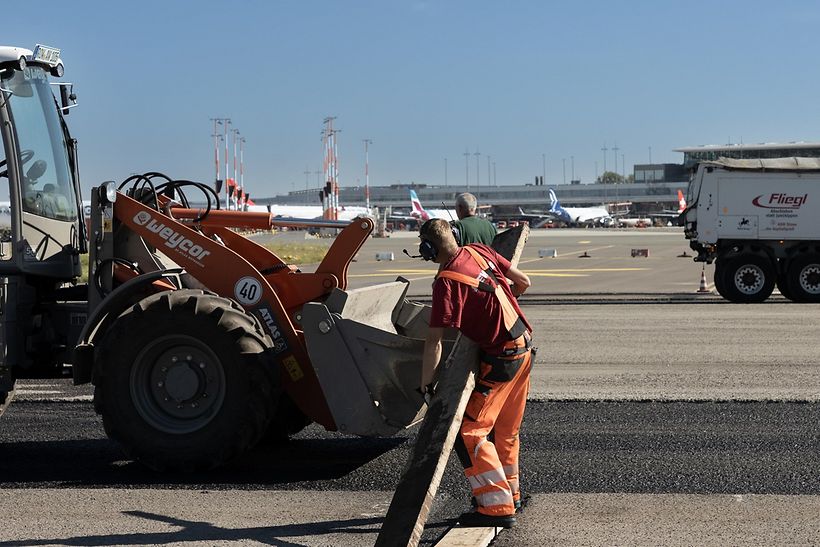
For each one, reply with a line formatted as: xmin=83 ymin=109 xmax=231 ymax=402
xmin=417 ymin=220 xmax=460 ymax=261
xmin=418 ymin=237 xmax=438 ymax=261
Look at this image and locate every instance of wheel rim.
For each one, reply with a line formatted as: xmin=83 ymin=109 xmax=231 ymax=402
xmin=733 ymin=264 xmax=765 ymax=295
xmin=799 ymin=263 xmax=820 ymax=295
xmin=130 ymin=334 xmax=227 ymax=434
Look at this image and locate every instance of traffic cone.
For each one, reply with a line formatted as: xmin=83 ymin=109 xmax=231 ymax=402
xmin=579 ymin=251 xmax=591 ymax=258
xmin=697 ymin=267 xmax=710 ymax=293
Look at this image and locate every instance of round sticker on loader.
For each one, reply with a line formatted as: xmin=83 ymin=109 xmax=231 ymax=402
xmin=234 ymin=276 xmax=262 ymax=306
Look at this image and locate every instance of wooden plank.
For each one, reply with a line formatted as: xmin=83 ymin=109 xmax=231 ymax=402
xmin=375 ymin=225 xmax=529 ymax=547
xmin=434 ymin=525 xmax=500 ymax=547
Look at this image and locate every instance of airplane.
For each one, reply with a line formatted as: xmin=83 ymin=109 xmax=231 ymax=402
xmin=641 ymin=189 xmax=687 ymax=225
xmin=0 ymin=202 xmax=9 ymax=229
xmin=654 ymin=189 xmax=687 ymax=217
xmin=0 ymin=199 xmax=90 ymax=228
xmin=548 ymin=188 xmax=613 ymax=226
xmin=516 ymin=206 xmax=551 ymax=221
xmin=614 ymin=190 xmax=687 ymax=227
xmin=247 ymin=203 xmax=372 ymax=221
xmin=409 ymin=189 xmax=457 ymax=221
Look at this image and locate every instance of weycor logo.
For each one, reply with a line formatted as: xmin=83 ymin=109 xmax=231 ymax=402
xmin=752 ymin=193 xmax=808 ymax=209
xmin=132 ymin=212 xmax=212 ymax=261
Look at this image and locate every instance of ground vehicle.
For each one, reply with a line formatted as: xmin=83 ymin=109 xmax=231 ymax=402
xmin=684 ymin=158 xmax=820 ymax=303
xmin=0 ymin=46 xmax=456 ymax=470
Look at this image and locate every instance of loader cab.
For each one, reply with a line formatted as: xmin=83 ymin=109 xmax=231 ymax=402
xmin=0 ymin=45 xmax=83 ymax=280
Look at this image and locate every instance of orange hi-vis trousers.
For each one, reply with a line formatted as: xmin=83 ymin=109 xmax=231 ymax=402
xmin=456 ymin=334 xmax=533 ymax=517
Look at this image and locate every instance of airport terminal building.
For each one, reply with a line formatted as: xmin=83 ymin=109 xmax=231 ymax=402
xmin=261 ymin=142 xmax=820 ymax=220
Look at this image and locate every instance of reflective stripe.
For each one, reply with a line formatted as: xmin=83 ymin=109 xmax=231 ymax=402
xmin=467 ymin=467 xmax=507 ymax=490
xmin=474 ymin=437 xmax=488 ymax=459
xmin=507 ymin=478 xmax=519 ymax=494
xmin=503 ymin=464 xmax=519 ymax=477
xmin=476 ymin=489 xmax=514 ymax=508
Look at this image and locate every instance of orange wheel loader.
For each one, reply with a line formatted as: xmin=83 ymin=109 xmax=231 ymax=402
xmin=0 ymin=44 xmax=456 ymax=470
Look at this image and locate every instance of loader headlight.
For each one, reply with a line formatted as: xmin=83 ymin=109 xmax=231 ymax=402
xmin=100 ymin=181 xmax=117 ymax=205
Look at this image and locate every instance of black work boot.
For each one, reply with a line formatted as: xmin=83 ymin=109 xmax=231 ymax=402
xmin=457 ymin=510 xmax=516 ymax=529
xmin=514 ymin=493 xmax=530 ymax=513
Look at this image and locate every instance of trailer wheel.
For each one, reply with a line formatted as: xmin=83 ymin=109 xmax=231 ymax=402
xmin=94 ymin=289 xmax=278 ymax=471
xmin=786 ymin=254 xmax=820 ymax=303
xmin=721 ymin=254 xmax=775 ymax=303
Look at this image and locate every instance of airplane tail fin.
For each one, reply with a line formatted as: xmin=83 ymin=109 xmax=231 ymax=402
xmin=410 ymin=190 xmax=422 ymax=212
xmin=548 ymin=189 xmax=560 ymax=212
xmin=677 ymin=189 xmax=686 ymax=213
xmin=409 ymin=190 xmax=429 ymax=220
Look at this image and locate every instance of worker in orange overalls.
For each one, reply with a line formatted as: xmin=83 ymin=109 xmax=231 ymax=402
xmin=418 ymin=218 xmax=534 ymax=529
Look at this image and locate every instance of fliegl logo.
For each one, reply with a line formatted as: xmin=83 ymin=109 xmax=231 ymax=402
xmin=132 ymin=211 xmax=212 ymax=262
xmin=752 ymin=193 xmax=808 ymax=209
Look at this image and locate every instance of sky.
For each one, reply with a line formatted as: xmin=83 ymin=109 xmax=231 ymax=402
xmin=6 ymin=1 xmax=820 ymax=200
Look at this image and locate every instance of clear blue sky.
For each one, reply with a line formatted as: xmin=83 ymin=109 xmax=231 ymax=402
xmin=7 ymin=1 xmax=820 ymax=199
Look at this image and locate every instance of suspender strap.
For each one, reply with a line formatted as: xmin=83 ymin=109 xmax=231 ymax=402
xmin=461 ymin=246 xmax=499 ymax=282
xmin=437 ymin=270 xmax=495 ymax=293
xmin=437 ymin=245 xmax=527 ymax=341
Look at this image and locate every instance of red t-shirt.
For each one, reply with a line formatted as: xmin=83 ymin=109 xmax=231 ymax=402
xmin=429 ymin=244 xmax=530 ymax=356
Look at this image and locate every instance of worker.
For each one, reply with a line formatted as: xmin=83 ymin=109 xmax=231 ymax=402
xmin=418 ymin=218 xmax=533 ymax=529
xmin=452 ymin=192 xmax=496 ymax=246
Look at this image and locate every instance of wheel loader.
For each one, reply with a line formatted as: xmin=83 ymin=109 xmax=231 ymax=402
xmin=0 ymin=45 xmax=458 ymax=470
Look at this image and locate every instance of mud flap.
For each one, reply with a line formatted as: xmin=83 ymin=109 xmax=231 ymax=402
xmin=302 ymin=280 xmax=454 ymax=437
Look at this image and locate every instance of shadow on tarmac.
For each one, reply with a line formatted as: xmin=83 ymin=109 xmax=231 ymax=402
xmin=0 ymin=510 xmax=385 ymax=546
xmin=0 ymin=402 xmax=407 ymax=488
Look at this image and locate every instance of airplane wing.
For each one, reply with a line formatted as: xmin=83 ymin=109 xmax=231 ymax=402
xmin=517 ymin=207 xmax=557 ymax=221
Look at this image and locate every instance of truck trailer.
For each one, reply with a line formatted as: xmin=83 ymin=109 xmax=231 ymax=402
xmin=684 ymin=157 xmax=820 ymax=303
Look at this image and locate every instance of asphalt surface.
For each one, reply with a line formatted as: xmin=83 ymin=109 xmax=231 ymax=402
xmin=3 ymin=228 xmax=820 ymax=546
xmin=3 ymin=396 xmax=820 ymax=545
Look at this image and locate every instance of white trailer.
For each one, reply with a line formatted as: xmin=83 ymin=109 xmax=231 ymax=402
xmin=683 ymin=157 xmax=820 ymax=303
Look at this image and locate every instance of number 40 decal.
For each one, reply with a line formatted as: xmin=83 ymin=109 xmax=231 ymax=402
xmin=234 ymin=276 xmax=263 ymax=306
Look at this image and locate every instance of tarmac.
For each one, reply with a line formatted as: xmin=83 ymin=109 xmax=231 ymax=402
xmin=5 ymin=227 xmax=820 ymax=546
xmin=262 ymin=226 xmax=713 ymax=297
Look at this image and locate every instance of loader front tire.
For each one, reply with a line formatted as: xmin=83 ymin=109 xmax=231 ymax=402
xmin=94 ymin=290 xmax=278 ymax=471
xmin=260 ymin=392 xmax=312 ymax=444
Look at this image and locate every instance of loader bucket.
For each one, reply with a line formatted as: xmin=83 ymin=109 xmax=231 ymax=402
xmin=301 ymin=279 xmax=456 ymax=437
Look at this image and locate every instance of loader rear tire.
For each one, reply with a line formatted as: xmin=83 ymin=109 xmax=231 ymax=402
xmin=93 ymin=289 xmax=278 ymax=471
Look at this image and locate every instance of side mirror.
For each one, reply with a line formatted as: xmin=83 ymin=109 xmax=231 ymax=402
xmin=59 ymin=84 xmax=76 ymax=115
xmin=60 ymin=85 xmax=69 ymax=116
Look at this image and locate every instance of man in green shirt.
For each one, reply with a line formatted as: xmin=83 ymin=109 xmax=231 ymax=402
xmin=452 ymin=192 xmax=497 ymax=246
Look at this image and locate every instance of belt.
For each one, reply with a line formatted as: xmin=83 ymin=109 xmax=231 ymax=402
xmin=482 ymin=332 xmax=532 ymax=361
